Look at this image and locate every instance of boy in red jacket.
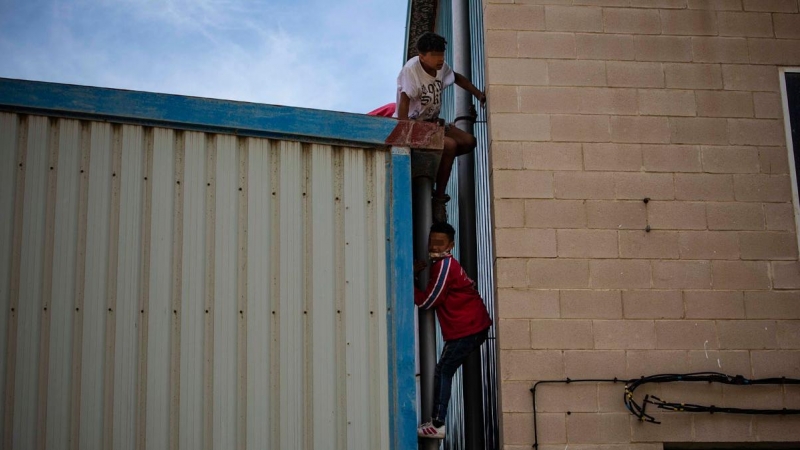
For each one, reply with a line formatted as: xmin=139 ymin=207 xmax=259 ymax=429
xmin=414 ymin=222 xmax=492 ymax=439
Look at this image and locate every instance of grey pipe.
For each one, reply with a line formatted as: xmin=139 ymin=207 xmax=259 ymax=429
xmin=452 ymin=0 xmax=486 ymax=449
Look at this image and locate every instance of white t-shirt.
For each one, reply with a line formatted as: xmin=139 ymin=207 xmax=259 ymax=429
xmin=395 ymin=56 xmax=455 ymax=121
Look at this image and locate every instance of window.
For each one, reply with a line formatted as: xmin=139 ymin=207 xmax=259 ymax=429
xmin=781 ymin=69 xmax=800 ymax=250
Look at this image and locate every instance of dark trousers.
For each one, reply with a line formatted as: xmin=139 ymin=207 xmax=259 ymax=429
xmin=431 ymin=328 xmax=489 ymax=423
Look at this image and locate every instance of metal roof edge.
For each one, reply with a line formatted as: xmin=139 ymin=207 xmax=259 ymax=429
xmin=0 ymin=77 xmax=403 ymax=148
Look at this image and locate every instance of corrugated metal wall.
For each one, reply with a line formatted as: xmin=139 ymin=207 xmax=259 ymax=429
xmin=0 ymin=112 xmax=391 ymax=450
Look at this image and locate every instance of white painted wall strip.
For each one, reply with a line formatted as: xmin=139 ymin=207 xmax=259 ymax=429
xmin=80 ymin=122 xmax=113 ymax=450
xmin=13 ymin=115 xmax=49 ymax=450
xmin=146 ymin=128 xmax=175 ymax=450
xmin=179 ymin=131 xmax=206 ymax=450
xmin=213 ymin=135 xmax=238 ymax=450
xmin=46 ymin=119 xmax=81 ymax=450
xmin=0 ymin=113 xmax=19 ymax=446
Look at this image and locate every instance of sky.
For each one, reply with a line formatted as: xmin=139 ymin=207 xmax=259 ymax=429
xmin=0 ymin=0 xmax=408 ymax=114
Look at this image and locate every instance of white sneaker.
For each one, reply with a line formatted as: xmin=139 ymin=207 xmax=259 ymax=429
xmin=431 ymin=194 xmax=450 ymax=224
xmin=417 ymin=421 xmax=445 ymax=439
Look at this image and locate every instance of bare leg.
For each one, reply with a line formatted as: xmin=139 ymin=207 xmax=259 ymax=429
xmin=434 ymin=126 xmax=477 ymax=197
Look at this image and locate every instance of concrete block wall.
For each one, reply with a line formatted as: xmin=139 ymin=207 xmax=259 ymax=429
xmin=484 ymin=0 xmax=800 ymax=447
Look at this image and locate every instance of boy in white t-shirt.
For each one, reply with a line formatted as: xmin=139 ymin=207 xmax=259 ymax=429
xmin=396 ymin=32 xmax=486 ymax=223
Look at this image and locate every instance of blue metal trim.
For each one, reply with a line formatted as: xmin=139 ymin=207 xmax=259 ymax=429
xmin=0 ymin=78 xmax=399 ymax=147
xmin=386 ymin=147 xmax=417 ymax=450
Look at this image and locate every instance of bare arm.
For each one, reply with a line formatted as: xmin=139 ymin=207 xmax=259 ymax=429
xmin=454 ymin=72 xmax=486 ymax=107
xmin=397 ymin=92 xmax=411 ymax=120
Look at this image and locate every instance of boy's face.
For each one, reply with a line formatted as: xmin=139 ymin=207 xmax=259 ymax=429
xmin=419 ymin=51 xmax=445 ymax=71
xmin=428 ymin=231 xmax=454 ymax=255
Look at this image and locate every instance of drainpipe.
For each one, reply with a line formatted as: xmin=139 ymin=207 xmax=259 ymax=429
xmin=452 ymin=1 xmax=486 ymax=449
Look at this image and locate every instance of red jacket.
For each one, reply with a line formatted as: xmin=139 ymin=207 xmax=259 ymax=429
xmin=414 ymin=255 xmax=492 ymax=341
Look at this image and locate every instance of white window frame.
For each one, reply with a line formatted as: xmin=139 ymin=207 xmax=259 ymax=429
xmin=780 ymin=67 xmax=800 ymax=254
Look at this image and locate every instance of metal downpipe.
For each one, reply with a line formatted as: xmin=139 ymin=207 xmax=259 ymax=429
xmin=453 ymin=0 xmax=486 ymax=449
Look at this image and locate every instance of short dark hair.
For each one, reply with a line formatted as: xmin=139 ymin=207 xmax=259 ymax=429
xmin=430 ymin=221 xmax=456 ymax=242
xmin=416 ymin=32 xmax=447 ymax=53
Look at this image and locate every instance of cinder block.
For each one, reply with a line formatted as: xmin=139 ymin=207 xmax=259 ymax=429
xmin=751 ymin=350 xmax=800 ymax=377
xmin=688 ymin=0 xmax=743 ymax=10
xmin=499 ymin=319 xmax=532 ymax=349
xmin=565 ymin=350 xmax=627 ymax=378
xmin=675 ymin=173 xmax=735 ymax=201
xmin=488 ymin=58 xmax=548 ymax=85
xmin=555 ymin=172 xmax=616 ymax=200
xmin=638 ymin=89 xmax=697 ymax=117
xmin=611 ymin=116 xmax=671 ymax=144
xmin=488 ymin=85 xmax=519 ymax=113
xmin=545 ymin=5 xmax=603 ymax=32
xmin=696 ymin=91 xmax=754 ymax=118
xmin=718 ymin=11 xmax=774 ymax=37
xmin=678 ymin=230 xmax=740 ymax=259
xmin=627 ymin=350 xmax=691 ymax=378
xmin=638 ymin=0 xmax=691 ymax=9
xmin=586 ymin=200 xmax=648 ymax=229
xmin=579 ymin=88 xmax=639 ymax=115
xmin=492 ymin=113 xmax=551 ymax=142
xmin=774 ymin=13 xmax=800 ymax=38
xmin=566 ymin=413 xmax=630 ymax=443
xmin=535 ymin=382 xmax=598 ymax=413
xmin=584 ymin=143 xmax=643 ymax=172
xmin=707 ymin=202 xmax=764 ymax=230
xmin=558 ymin=229 xmax=619 ymax=258
xmin=519 ymin=32 xmax=576 ymax=59
xmin=670 ymin=117 xmax=729 ymax=145
xmin=622 ymin=290 xmax=684 ymax=319
xmin=773 ymin=261 xmax=800 ymax=289
xmin=495 ymin=199 xmax=525 ymax=228
xmin=694 ymin=413 xmax=754 ymax=442
xmin=655 ymin=320 xmax=719 ymax=349
xmin=598 ymin=383 xmax=630 ymax=412
xmin=739 ymin=231 xmax=798 ymax=260
xmin=498 ymin=288 xmax=561 ymax=319
xmin=712 ymin=260 xmax=771 ymax=289
xmin=722 ymin=64 xmax=779 ymax=92
xmin=701 ymin=145 xmax=759 ymax=173
xmin=753 ymin=92 xmax=783 ymax=119
xmin=734 ymin=174 xmax=792 ymax=202
xmin=660 ymin=376 xmax=724 ymax=405
xmin=661 ymin=9 xmax=719 ymax=36
xmin=502 ymin=381 xmax=535 ymax=412
xmin=619 ymin=230 xmax=680 ymax=259
xmin=502 ymin=412 xmax=534 ymax=445
xmin=778 ymin=320 xmax=800 ymax=349
xmin=607 ymin=62 xmax=665 ymax=88
xmin=528 ymin=258 xmax=591 ymax=289
xmin=494 ymin=170 xmax=554 ymax=199
xmin=728 ymin=119 xmax=786 ymax=146
xmin=635 ymin=35 xmax=693 ymax=62
xmin=525 ymin=199 xmax=587 ymax=228
xmin=523 ymin=142 xmax=583 ymax=170
xmin=764 ymin=203 xmax=796 ymax=231
xmin=718 ymin=319 xmax=778 ymax=349
xmin=486 ymin=31 xmax=518 ymax=57
xmin=653 ymin=260 xmax=713 ymax=288
xmin=486 ymin=4 xmax=546 ymax=30
xmin=688 ymin=349 xmax=752 ymax=375
xmin=753 ymin=415 xmax=800 ymax=441
xmin=496 ymin=228 xmax=558 ymax=257
xmin=576 ymin=33 xmax=635 ymax=60
xmin=590 ymin=260 xmax=652 ymax=289
xmin=758 ymin=147 xmax=790 ymax=174
xmin=685 ymin=290 xmax=745 ymax=318
xmin=497 ymin=258 xmax=529 ymax=288
xmin=530 ymin=319 xmax=594 ymax=349
xmin=604 ymin=8 xmax=661 ymax=34
xmin=642 ymin=144 xmax=702 ymax=172
xmin=491 ymin=141 xmax=524 ymax=169
xmin=501 ymin=349 xmax=565 ymax=380
xmin=548 ymin=60 xmax=607 ymax=87
xmin=648 ymin=201 xmax=707 ymax=229
xmin=551 ymin=114 xmax=611 ymax=142
xmin=633 ymin=412 xmax=693 ymax=441
xmin=744 ymin=290 xmax=800 ymax=319
xmin=743 ymin=0 xmax=798 ymax=12
xmin=692 ymin=36 xmax=750 ymax=63
xmin=520 ymin=86 xmax=582 ymax=114
xmin=665 ymin=63 xmax=723 ymax=89
xmin=561 ymin=289 xmax=623 ymax=318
